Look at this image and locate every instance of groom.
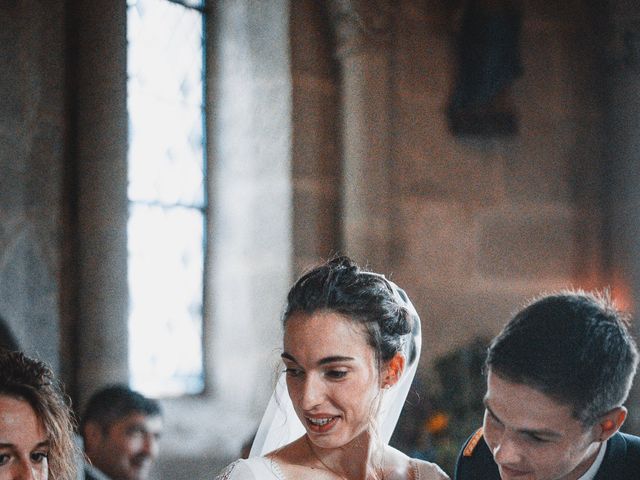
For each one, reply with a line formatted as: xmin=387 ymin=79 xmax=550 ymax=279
xmin=455 ymin=290 xmax=640 ymax=479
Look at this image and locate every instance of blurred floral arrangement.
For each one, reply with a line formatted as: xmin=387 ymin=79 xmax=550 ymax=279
xmin=391 ymin=338 xmax=489 ymax=476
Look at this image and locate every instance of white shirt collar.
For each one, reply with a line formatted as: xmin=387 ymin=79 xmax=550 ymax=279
xmin=84 ymin=462 xmax=112 ymax=480
xmin=577 ymin=441 xmax=607 ymax=480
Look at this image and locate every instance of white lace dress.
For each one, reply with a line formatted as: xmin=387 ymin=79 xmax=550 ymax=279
xmin=216 ymin=457 xmax=450 ymax=480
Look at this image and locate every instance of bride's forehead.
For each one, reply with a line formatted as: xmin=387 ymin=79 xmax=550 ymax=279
xmin=283 ymin=311 xmax=371 ymax=348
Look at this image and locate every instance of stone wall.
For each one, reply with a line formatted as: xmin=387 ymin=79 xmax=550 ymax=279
xmin=604 ymin=0 xmax=640 ymax=433
xmin=387 ymin=0 xmax=608 ymax=374
xmin=287 ymin=0 xmax=640 ymax=446
xmin=71 ymin=0 xmax=129 ymax=407
xmin=291 ymin=0 xmax=342 ymax=274
xmin=0 ymin=1 xmax=67 ymax=372
xmin=290 ymin=0 xmax=611 ymax=386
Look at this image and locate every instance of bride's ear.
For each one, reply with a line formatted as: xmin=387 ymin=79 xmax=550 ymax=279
xmin=382 ymin=353 xmax=406 ymax=389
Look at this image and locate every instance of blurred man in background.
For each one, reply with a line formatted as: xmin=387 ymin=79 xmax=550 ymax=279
xmin=81 ymin=385 xmax=163 ymax=480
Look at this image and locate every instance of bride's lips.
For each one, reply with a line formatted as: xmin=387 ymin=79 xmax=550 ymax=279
xmin=304 ymin=415 xmax=340 ymax=433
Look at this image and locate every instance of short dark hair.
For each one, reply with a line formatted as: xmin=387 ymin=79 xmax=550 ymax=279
xmin=81 ymin=384 xmax=161 ymax=435
xmin=284 ymin=256 xmax=418 ymax=365
xmin=0 ymin=350 xmax=78 ymax=480
xmin=487 ymin=290 xmax=639 ymax=425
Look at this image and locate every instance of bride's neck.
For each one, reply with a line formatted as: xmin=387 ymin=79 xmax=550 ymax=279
xmin=305 ymin=431 xmax=384 ymax=480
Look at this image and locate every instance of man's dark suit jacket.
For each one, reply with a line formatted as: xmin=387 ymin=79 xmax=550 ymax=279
xmin=454 ymin=428 xmax=640 ymax=479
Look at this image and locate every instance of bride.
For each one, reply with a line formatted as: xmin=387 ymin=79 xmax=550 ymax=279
xmin=217 ymin=256 xmax=449 ymax=480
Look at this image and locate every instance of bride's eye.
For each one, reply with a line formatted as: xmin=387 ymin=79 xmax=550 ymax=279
xmin=325 ymin=370 xmax=348 ymax=379
xmin=284 ymin=367 xmax=303 ymax=378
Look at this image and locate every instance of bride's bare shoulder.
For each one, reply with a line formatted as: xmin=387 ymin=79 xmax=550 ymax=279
xmin=265 ymin=437 xmax=329 ymax=480
xmin=385 ymin=447 xmax=450 ymax=480
xmin=266 ymin=435 xmax=309 ymax=464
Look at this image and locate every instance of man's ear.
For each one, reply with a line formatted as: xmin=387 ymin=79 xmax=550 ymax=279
xmin=382 ymin=353 xmax=406 ymax=389
xmin=597 ymin=407 xmax=627 ymax=442
xmin=83 ymin=421 xmax=105 ymax=453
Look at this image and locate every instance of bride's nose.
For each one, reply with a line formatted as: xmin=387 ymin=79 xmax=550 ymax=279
xmin=300 ymin=373 xmax=325 ymax=410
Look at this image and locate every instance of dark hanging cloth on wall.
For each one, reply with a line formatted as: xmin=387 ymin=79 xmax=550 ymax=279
xmin=448 ymin=0 xmax=523 ymax=136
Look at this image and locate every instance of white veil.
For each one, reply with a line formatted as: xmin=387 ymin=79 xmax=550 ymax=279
xmin=249 ymin=279 xmax=422 ymax=457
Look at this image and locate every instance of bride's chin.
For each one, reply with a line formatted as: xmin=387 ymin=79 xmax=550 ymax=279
xmin=306 ymin=428 xmax=370 ymax=451
xmin=305 ymin=429 xmax=346 ymax=449
xmin=308 ymin=436 xmax=337 ymax=448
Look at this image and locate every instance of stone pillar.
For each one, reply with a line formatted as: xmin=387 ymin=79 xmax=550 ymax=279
xmin=605 ymin=1 xmax=640 ymax=434
xmin=72 ymin=0 xmax=129 ymax=405
xmin=207 ymin=0 xmax=292 ymax=415
xmin=290 ymin=0 xmax=342 ymax=276
xmin=329 ymin=0 xmax=395 ymax=271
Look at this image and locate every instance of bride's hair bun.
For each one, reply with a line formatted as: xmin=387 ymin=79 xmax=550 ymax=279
xmin=284 ymin=255 xmax=417 ymax=363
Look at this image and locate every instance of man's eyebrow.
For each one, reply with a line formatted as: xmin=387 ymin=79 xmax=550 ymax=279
xmin=519 ymin=427 xmax=562 ymax=439
xmin=126 ymin=424 xmax=147 ymax=432
xmin=483 ymin=400 xmax=501 ymax=424
xmin=484 ymin=400 xmax=562 ymax=439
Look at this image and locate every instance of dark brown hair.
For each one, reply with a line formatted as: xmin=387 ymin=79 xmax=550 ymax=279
xmin=487 ymin=290 xmax=639 ymax=425
xmin=0 ymin=350 xmax=78 ymax=480
xmin=284 ymin=256 xmax=415 ymax=364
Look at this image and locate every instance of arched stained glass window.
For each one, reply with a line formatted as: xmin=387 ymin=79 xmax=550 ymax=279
xmin=127 ymin=0 xmax=206 ymax=397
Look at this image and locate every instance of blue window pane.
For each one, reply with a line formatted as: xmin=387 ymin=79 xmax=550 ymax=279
xmin=127 ymin=0 xmax=205 ymax=397
xmin=127 ymin=1 xmax=203 ymax=106
xmin=129 ymin=0 xmax=204 ymax=9
xmin=180 ymin=0 xmax=204 ymax=8
xmin=128 ymin=87 xmax=205 ymax=206
xmin=128 ymin=204 xmax=205 ymax=396
xmin=127 ymin=0 xmax=204 ymax=207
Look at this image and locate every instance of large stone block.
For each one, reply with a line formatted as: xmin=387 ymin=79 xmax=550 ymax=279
xmin=290 ymin=0 xmax=337 ymax=77
xmin=26 ymin=122 xmax=64 ymax=209
xmin=215 ymin=79 xmax=291 ymax=180
xmin=0 ymin=6 xmax=24 ymax=135
xmin=209 ymin=259 xmax=287 ymax=411
xmin=292 ymin=78 xmax=339 ymax=177
xmin=395 ymin=26 xmax=452 ymax=107
xmin=501 ymin=123 xmax=573 ymax=204
xmin=477 ymin=208 xmax=575 ymax=280
xmin=393 ymin=100 xmax=504 ymax=205
xmin=0 ymin=211 xmax=25 ymax=258
xmin=525 ymin=0 xmax=585 ymax=22
xmin=516 ymin=26 xmax=575 ymax=120
xmin=213 ymin=177 xmax=291 ymax=260
xmin=75 ymin=1 xmax=126 ymax=92
xmin=293 ymin=180 xmax=340 ymax=260
xmin=0 ymin=225 xmax=59 ymax=369
xmin=413 ymin=282 xmax=536 ymax=366
xmin=28 ymin=2 xmax=65 ymax=120
xmin=394 ymin=198 xmax=477 ymax=280
xmin=0 ymin=133 xmax=26 ymax=209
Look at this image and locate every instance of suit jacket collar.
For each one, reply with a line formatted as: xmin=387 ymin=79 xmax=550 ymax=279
xmin=593 ymin=432 xmax=627 ymax=479
xmin=84 ymin=462 xmax=113 ymax=480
